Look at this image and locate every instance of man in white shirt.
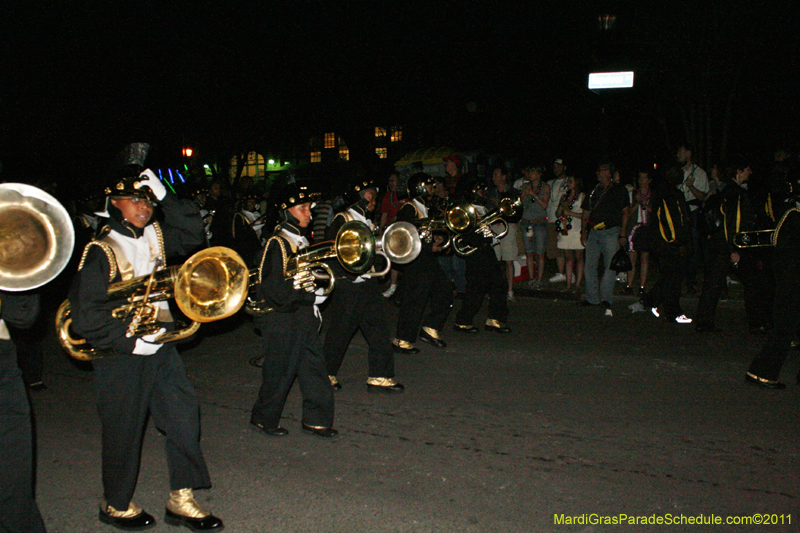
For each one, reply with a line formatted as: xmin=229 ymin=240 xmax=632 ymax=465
xmin=676 ymin=143 xmax=709 ymax=294
xmin=546 ymin=158 xmax=569 ymax=283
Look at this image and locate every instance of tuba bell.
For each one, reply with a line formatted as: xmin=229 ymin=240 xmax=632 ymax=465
xmin=415 ymin=202 xmax=478 ymax=249
xmin=451 ymin=196 xmax=522 ymax=256
xmin=378 ymin=221 xmax=422 ymax=265
xmin=0 ymin=183 xmax=75 ymax=291
xmin=56 ymin=246 xmax=250 ymax=361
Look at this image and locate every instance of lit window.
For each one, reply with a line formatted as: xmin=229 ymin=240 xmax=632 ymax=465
xmin=390 ymin=126 xmax=403 ymax=142
xmin=375 ymin=147 xmax=388 ymax=159
xmin=339 ymin=148 xmax=350 ymax=161
xmin=229 ymin=151 xmax=266 ymax=180
xmin=375 ymin=127 xmax=387 ymax=137
xmin=311 ymin=151 xmax=322 ymax=163
xmin=324 ymin=132 xmax=336 ymax=149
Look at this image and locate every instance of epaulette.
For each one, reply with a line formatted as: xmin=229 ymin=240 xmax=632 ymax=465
xmin=256 ymin=235 xmax=294 ymax=285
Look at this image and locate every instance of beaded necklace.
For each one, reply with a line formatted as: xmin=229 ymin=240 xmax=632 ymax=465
xmin=555 ymin=191 xmax=579 ymax=233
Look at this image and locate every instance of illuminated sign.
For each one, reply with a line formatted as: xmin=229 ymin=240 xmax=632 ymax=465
xmin=588 ymin=71 xmax=634 ymax=89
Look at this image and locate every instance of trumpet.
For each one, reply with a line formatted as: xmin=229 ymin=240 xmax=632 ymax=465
xmin=56 ymin=246 xmax=251 ymax=361
xmin=452 ymin=196 xmax=522 ymax=256
xmin=415 ymin=202 xmax=477 ymax=248
xmin=245 ymin=220 xmax=377 ymax=315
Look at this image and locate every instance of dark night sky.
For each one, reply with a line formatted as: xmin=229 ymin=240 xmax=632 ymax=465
xmin=2 ymin=2 xmax=799 ymax=183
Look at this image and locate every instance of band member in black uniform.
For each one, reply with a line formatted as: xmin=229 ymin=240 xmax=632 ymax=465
xmin=0 ymin=290 xmax=47 ymax=533
xmin=746 ymin=167 xmax=800 ymax=389
xmin=250 ymin=184 xmax=338 ymax=437
xmin=323 ymin=181 xmax=404 ymax=393
xmin=231 ymin=190 xmax=265 ymax=268
xmin=392 ymin=173 xmax=454 ymax=354
xmin=69 ymin=145 xmax=223 ymax=531
xmin=452 ymin=181 xmax=511 ymax=333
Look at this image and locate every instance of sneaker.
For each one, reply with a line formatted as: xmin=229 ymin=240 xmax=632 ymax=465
xmin=382 ymin=284 xmax=397 ymax=298
xmin=507 ymin=290 xmax=516 ymax=302
xmin=651 ymin=307 xmax=660 ymax=318
xmin=675 ymin=315 xmax=693 ymax=324
xmin=601 ymin=301 xmax=612 ymax=317
xmin=548 ymin=273 xmax=566 ymax=283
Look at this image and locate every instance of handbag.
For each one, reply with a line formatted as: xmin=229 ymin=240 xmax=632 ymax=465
xmin=610 ymin=246 xmax=633 ymax=273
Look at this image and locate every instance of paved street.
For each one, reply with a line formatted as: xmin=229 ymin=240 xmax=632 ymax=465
xmin=30 ymin=291 xmax=798 ymax=532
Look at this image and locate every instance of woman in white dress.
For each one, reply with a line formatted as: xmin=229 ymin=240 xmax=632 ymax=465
xmin=556 ymin=175 xmax=585 ymax=292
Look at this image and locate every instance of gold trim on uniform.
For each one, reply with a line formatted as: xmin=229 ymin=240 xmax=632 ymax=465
xmin=485 ymin=319 xmax=506 ymax=328
xmin=393 ymin=338 xmax=414 ymax=349
xmin=421 ymin=327 xmax=441 ymax=339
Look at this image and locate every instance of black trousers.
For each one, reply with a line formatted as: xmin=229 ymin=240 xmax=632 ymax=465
xmin=456 ymin=246 xmax=508 ymax=326
xmin=748 ymin=251 xmax=800 ymax=382
xmin=0 ymin=341 xmax=46 ymax=533
xmin=252 ymin=309 xmax=334 ymax=429
xmin=93 ymin=345 xmax=211 ymax=510
xmin=643 ymin=248 xmax=687 ymax=320
xmin=694 ymin=239 xmax=730 ymax=328
xmin=323 ymin=281 xmax=394 ymax=379
xmin=734 ymin=249 xmax=774 ymax=331
xmin=395 ymin=263 xmax=453 ymax=343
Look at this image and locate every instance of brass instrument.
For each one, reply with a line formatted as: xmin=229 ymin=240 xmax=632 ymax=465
xmin=0 ymin=183 xmax=75 ymax=291
xmin=732 ymin=230 xmax=775 ymax=248
xmin=416 ymin=202 xmax=477 ymax=248
xmin=378 ymin=221 xmax=422 ymax=265
xmin=56 ymin=246 xmax=250 ymax=361
xmin=452 ymin=196 xmax=523 ymax=256
xmin=245 ymin=220 xmax=376 ymax=315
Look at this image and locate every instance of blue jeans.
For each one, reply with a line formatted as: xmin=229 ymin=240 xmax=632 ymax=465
xmin=438 ymin=254 xmax=467 ymax=293
xmin=584 ymin=226 xmax=620 ymax=305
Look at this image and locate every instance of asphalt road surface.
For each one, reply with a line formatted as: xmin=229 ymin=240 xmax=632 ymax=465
xmin=30 ymin=291 xmax=798 ymax=532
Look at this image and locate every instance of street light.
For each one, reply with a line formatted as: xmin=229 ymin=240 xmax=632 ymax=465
xmin=182 ymin=147 xmax=193 ymax=158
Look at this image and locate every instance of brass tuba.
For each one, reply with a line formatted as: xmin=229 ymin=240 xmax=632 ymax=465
xmin=378 ymin=221 xmax=422 ymax=264
xmin=245 ymin=220 xmax=376 ymax=315
xmin=452 ymin=196 xmax=523 ymax=256
xmin=0 ymin=183 xmax=75 ymax=291
xmin=56 ymin=246 xmax=250 ymax=361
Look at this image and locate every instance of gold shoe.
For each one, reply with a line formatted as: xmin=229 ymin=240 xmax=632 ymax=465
xmin=328 ymin=375 xmax=342 ymax=390
xmin=99 ymin=500 xmax=156 ymax=530
xmin=166 ymin=489 xmax=209 ymax=519
xmin=366 ymin=377 xmax=405 ymax=393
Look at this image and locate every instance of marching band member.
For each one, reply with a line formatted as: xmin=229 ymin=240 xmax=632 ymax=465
xmin=323 ymin=180 xmax=404 ymax=393
xmin=392 ymin=173 xmax=453 ymax=354
xmin=452 ymin=181 xmax=511 ymax=333
xmin=249 ymin=183 xmax=338 ymax=437
xmin=231 ymin=190 xmax=265 ymax=268
xmin=68 ymin=144 xmax=223 ymax=531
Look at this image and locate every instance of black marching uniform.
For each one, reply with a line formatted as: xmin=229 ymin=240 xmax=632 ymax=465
xmin=0 ymin=290 xmax=47 ymax=533
xmin=69 ymin=174 xmax=222 ymax=529
xmin=453 ymin=203 xmax=510 ymax=333
xmin=231 ymin=208 xmax=264 ymax=269
xmin=323 ymin=203 xmax=403 ymax=392
xmin=641 ymin=181 xmax=692 ymax=321
xmin=250 ymin=217 xmax=336 ymax=434
xmin=393 ymin=195 xmax=454 ymax=352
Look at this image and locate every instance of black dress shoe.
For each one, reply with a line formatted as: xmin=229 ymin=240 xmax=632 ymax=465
xmin=164 ymin=509 xmax=224 ymax=531
xmin=453 ymin=324 xmax=479 ymax=333
xmin=250 ymin=421 xmax=289 ymax=437
xmin=301 ymin=422 xmax=339 ymax=438
xmin=99 ymin=509 xmax=156 ymax=531
xmin=484 ymin=324 xmax=511 ymax=333
xmin=745 ymin=373 xmax=786 ymax=390
xmin=418 ymin=329 xmax=447 ymax=348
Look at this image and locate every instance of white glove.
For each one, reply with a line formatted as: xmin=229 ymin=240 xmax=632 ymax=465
xmin=138 ymin=168 xmax=167 ymax=201
xmin=293 ymin=269 xmax=316 ymax=293
xmin=133 ymin=328 xmax=166 ymax=356
xmin=314 ymin=287 xmax=328 ymax=305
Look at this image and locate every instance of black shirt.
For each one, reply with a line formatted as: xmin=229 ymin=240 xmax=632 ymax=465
xmin=581 ymin=182 xmax=630 ymax=230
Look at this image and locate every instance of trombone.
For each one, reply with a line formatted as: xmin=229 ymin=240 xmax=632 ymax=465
xmin=451 ymin=196 xmax=523 ymax=256
xmin=56 ymin=246 xmax=251 ymax=361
